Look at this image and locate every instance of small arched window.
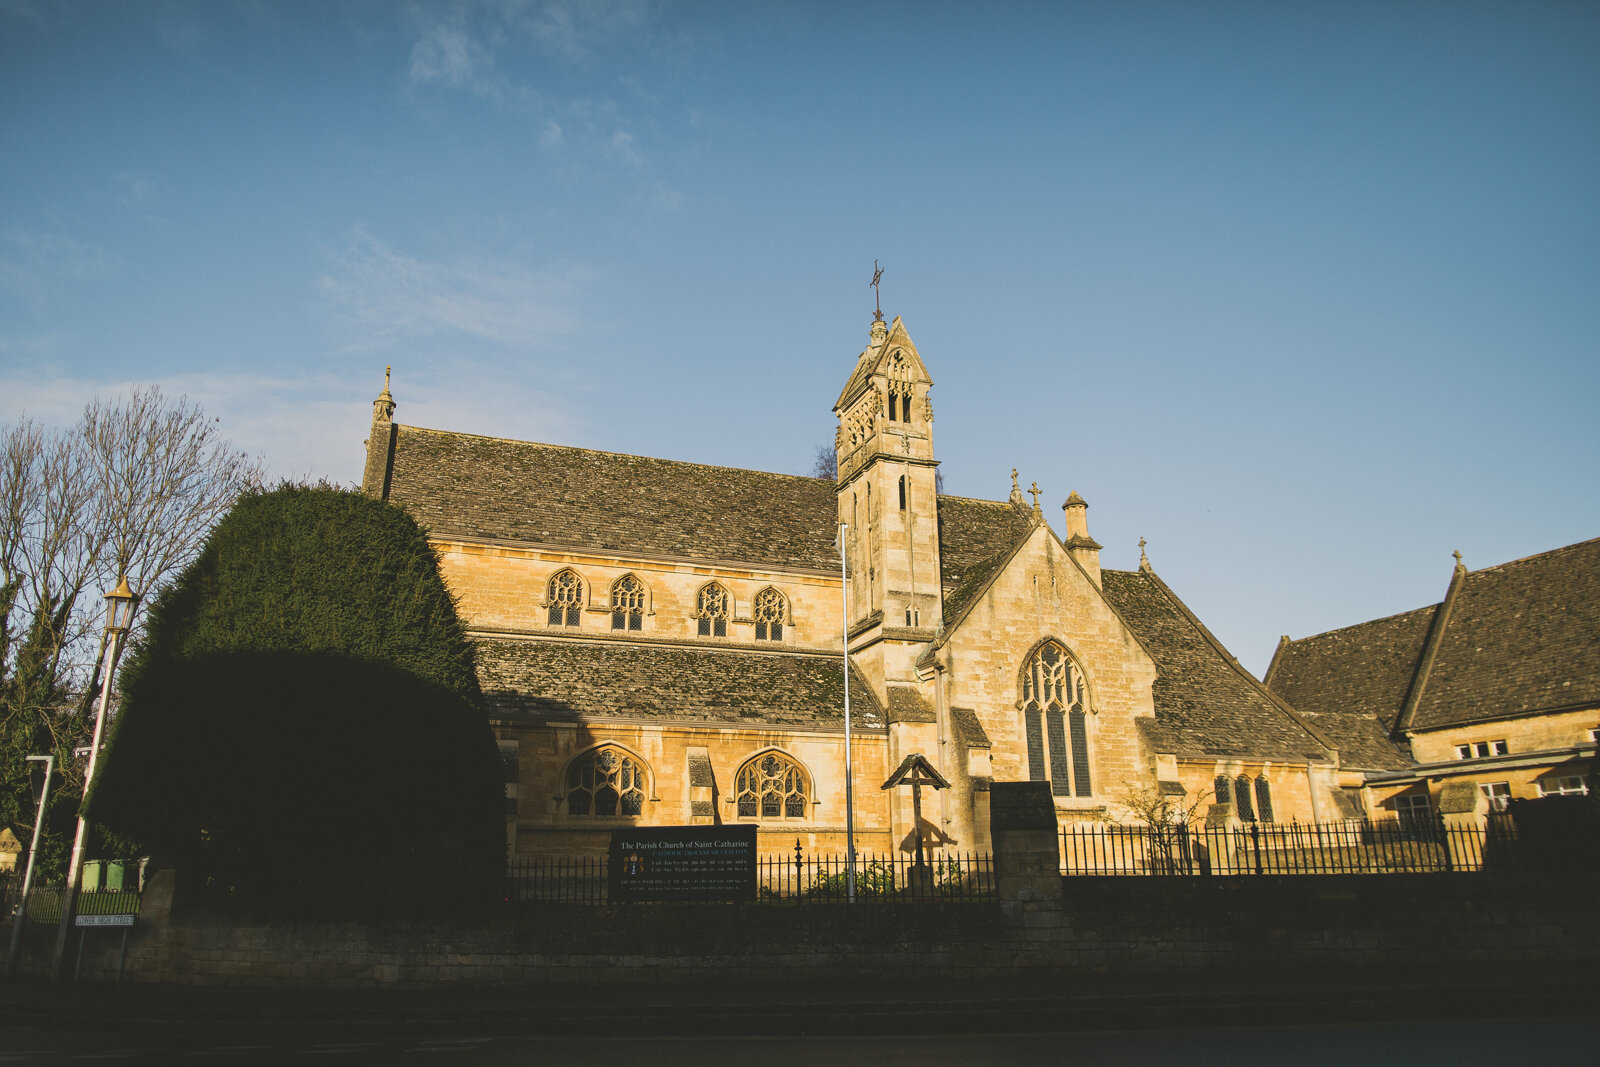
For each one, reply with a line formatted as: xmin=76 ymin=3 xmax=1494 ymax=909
xmin=696 ymin=583 xmax=730 ymax=638
xmin=1234 ymin=775 xmax=1256 ymax=822
xmin=610 ymin=575 xmax=645 ymax=631
xmin=1254 ymin=776 xmax=1274 ymax=823
xmin=566 ymin=747 xmax=647 ymax=817
xmin=1021 ymin=641 xmax=1091 ymax=797
xmin=1214 ymin=775 xmax=1231 ymax=809
xmin=898 ymin=475 xmax=907 ymax=510
xmin=753 ymin=588 xmax=786 ymax=641
xmin=735 ymin=752 xmax=808 ymax=819
xmin=548 ymin=570 xmax=583 ymax=627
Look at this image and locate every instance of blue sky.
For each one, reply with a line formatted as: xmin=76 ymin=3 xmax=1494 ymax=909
xmin=3 ymin=0 xmax=1597 ymax=675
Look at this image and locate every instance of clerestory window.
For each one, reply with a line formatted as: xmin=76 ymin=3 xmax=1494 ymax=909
xmin=695 ymin=583 xmax=730 ymax=638
xmin=735 ymin=752 xmax=808 ymax=819
xmin=753 ymin=587 xmax=786 ymax=641
xmin=547 ymin=570 xmax=583 ymax=627
xmin=566 ymin=747 xmax=646 ymax=817
xmin=610 ymin=575 xmax=645 ymax=631
xmin=1022 ymin=641 xmax=1091 ymax=797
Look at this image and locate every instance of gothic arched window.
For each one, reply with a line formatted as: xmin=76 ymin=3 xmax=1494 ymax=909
xmin=735 ymin=752 xmax=808 ymax=819
xmin=1022 ymin=641 xmax=1091 ymax=797
xmin=1214 ymin=775 xmax=1231 ymax=810
xmin=547 ymin=570 xmax=583 ymax=627
xmin=696 ymin=583 xmax=730 ymax=638
xmin=1254 ymin=776 xmax=1274 ymax=823
xmin=1234 ymin=775 xmax=1256 ymax=822
xmin=610 ymin=575 xmax=645 ymax=631
xmin=753 ymin=588 xmax=786 ymax=641
xmin=566 ymin=747 xmax=646 ymax=817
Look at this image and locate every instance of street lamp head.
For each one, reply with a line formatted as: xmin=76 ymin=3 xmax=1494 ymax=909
xmin=103 ymin=576 xmax=140 ymax=635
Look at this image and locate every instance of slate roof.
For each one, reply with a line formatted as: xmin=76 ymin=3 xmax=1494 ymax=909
xmin=384 ymin=424 xmax=1036 ymax=584
xmin=476 ymin=637 xmax=883 ymax=729
xmin=386 ymin=426 xmax=841 ymax=570
xmin=1269 ymin=538 xmax=1600 ymax=736
xmin=1099 ymin=568 xmax=1335 ymax=763
xmin=1261 ymin=606 xmax=1431 ymax=770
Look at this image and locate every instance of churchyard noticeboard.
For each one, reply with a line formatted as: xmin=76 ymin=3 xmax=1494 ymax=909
xmin=609 ymin=825 xmax=757 ymax=902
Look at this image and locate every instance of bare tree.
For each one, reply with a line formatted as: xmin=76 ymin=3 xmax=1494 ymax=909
xmin=1118 ymin=781 xmax=1215 ymax=875
xmin=811 ymin=443 xmax=837 ymax=481
xmin=0 ymin=388 xmax=263 ymax=871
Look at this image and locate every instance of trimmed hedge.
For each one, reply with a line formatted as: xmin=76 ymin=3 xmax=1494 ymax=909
xmin=92 ymin=486 xmax=505 ymax=916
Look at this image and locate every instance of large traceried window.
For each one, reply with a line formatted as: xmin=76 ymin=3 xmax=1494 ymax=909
xmin=1022 ymin=641 xmax=1091 ymax=797
xmin=696 ymin=583 xmax=730 ymax=638
xmin=566 ymin=747 xmax=646 ymax=817
xmin=753 ymin=588 xmax=786 ymax=641
xmin=735 ymin=752 xmax=808 ymax=819
xmin=610 ymin=575 xmax=645 ymax=631
xmin=547 ymin=570 xmax=583 ymax=627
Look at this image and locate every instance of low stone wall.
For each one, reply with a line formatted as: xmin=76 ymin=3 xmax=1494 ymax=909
xmin=11 ymin=872 xmax=1598 ymax=989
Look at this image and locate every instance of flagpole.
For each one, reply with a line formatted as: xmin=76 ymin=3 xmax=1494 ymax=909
xmin=839 ymin=522 xmax=856 ymax=903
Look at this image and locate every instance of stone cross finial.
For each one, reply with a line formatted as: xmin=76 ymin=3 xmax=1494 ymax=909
xmin=1453 ymin=549 xmax=1464 ymax=569
xmin=1028 ymin=482 xmax=1041 ymax=510
xmin=1139 ymin=537 xmax=1149 ymax=567
xmin=1011 ymin=468 xmax=1019 ymax=491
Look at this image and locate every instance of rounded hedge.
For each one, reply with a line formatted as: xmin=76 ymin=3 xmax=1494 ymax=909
xmin=93 ymin=485 xmax=505 ymax=916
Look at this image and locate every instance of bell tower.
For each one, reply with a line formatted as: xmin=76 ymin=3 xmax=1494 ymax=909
xmin=833 ymin=316 xmax=943 ymax=693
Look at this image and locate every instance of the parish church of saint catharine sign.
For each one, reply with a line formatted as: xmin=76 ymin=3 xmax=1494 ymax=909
xmin=361 ymin=310 xmax=1353 ymax=861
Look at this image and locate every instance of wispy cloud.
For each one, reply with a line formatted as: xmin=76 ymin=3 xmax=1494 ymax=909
xmin=0 ymin=229 xmax=115 ymax=312
xmin=315 ymin=228 xmax=586 ymax=351
xmin=0 ymin=364 xmax=580 ymax=487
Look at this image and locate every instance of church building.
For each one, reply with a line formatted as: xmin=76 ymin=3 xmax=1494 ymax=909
xmin=362 ymin=313 xmax=1348 ymax=859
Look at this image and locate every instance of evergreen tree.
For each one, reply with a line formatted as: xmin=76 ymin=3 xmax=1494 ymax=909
xmin=91 ymin=485 xmax=505 ymax=916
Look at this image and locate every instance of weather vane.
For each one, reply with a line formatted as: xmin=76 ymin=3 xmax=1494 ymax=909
xmin=871 ymin=260 xmax=884 ymax=322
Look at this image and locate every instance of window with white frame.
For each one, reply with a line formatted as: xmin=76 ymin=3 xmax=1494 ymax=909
xmin=1479 ymin=782 xmax=1512 ymax=812
xmin=1455 ymin=740 xmax=1508 ymax=760
xmin=1394 ymin=793 xmax=1433 ymax=824
xmin=1538 ymin=776 xmax=1589 ymax=797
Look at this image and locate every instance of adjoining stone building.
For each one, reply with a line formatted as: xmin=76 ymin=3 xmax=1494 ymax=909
xmin=362 ymin=314 xmax=1347 ymax=860
xmin=1265 ymin=538 xmax=1600 ymax=821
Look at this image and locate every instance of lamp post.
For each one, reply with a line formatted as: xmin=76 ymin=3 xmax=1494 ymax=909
xmin=50 ymin=576 xmax=138 ymax=983
xmin=4 ymin=754 xmax=54 ymax=978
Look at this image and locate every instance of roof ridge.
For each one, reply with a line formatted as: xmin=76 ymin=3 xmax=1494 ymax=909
xmin=1460 ymin=535 xmax=1600 ymax=576
xmin=1136 ymin=565 xmax=1339 ymax=758
xmin=396 ymin=423 xmax=839 ymax=485
xmin=1392 ymin=558 xmax=1469 ymax=736
xmin=1284 ymin=601 xmax=1443 ymax=646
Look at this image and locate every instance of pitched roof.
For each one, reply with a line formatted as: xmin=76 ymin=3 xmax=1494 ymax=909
xmin=1262 ymin=606 xmax=1432 ymax=769
xmin=386 ymin=425 xmax=841 ymax=570
xmin=1099 ymin=568 xmax=1335 ymax=763
xmin=384 ymin=423 xmax=1033 ymax=584
xmin=476 ymin=636 xmax=883 ymax=729
xmin=1268 ymin=538 xmax=1600 ymax=737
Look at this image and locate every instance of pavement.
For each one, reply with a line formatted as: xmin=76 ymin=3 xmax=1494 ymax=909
xmin=4 ymin=961 xmax=1598 ymax=1039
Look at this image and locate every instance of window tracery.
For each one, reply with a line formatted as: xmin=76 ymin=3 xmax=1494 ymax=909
xmin=610 ymin=575 xmax=645 ymax=631
xmin=753 ymin=588 xmax=786 ymax=641
xmin=696 ymin=582 xmax=730 ymax=638
xmin=1022 ymin=641 xmax=1091 ymax=797
xmin=735 ymin=752 xmax=808 ymax=819
xmin=547 ymin=570 xmax=583 ymax=627
xmin=566 ymin=747 xmax=646 ymax=817
xmin=1234 ymin=775 xmax=1256 ymax=822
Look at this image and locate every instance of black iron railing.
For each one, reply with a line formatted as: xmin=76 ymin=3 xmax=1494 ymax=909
xmin=1061 ymin=815 xmax=1512 ymax=876
xmin=505 ymin=849 xmax=996 ymax=904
